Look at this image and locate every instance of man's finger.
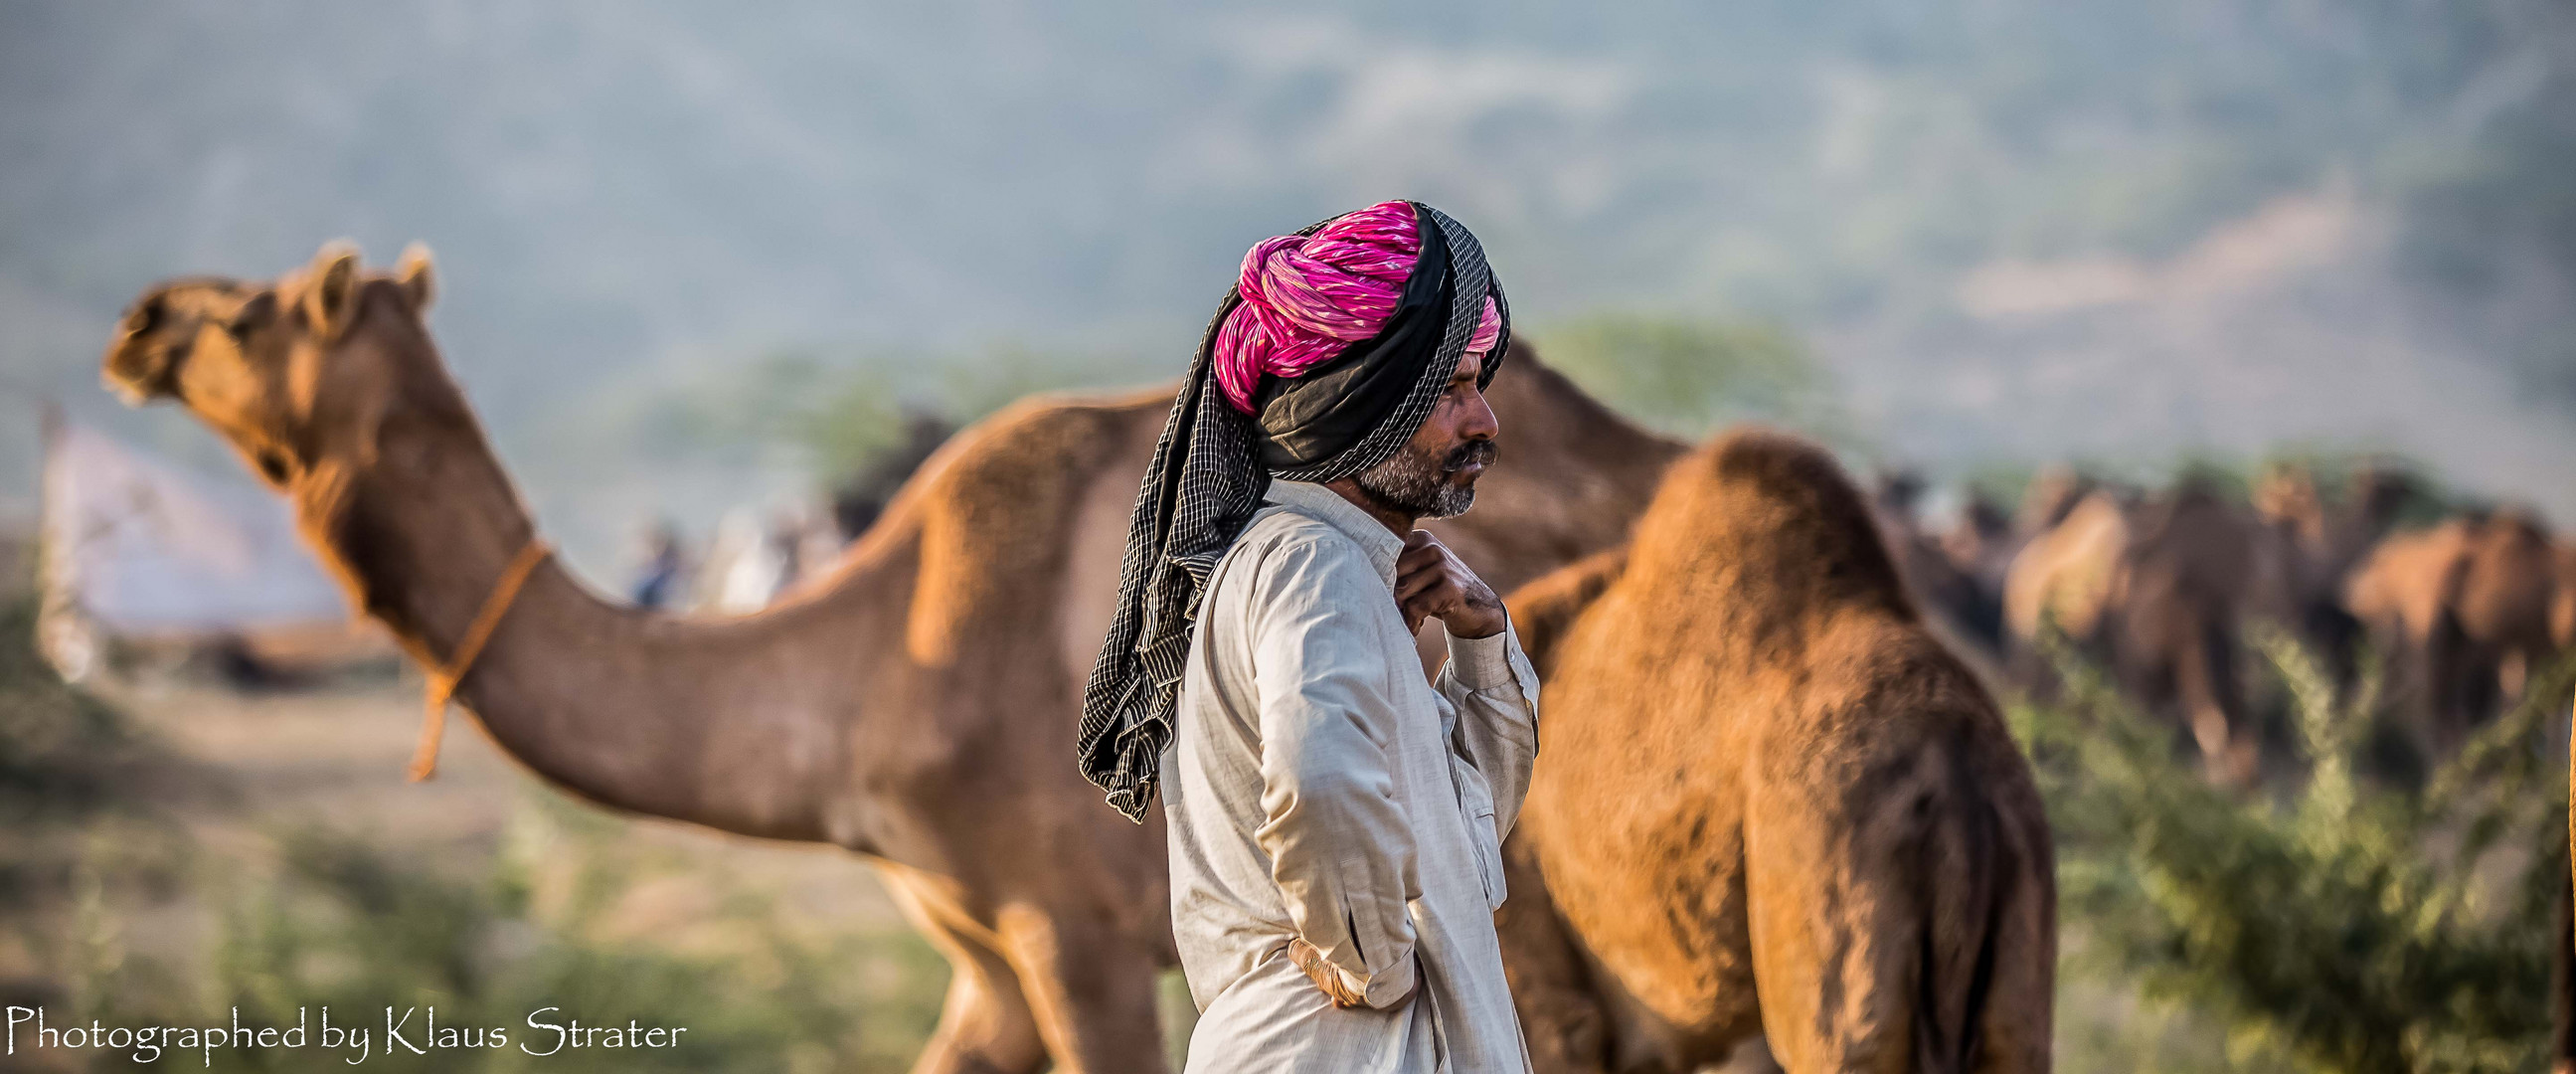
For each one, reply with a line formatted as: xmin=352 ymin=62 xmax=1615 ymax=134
xmin=1287 ymin=939 xmax=1365 ymax=1008
xmin=1394 ymin=570 xmax=1450 ymax=605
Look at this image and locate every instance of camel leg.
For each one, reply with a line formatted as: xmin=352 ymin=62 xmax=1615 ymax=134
xmin=993 ymin=901 xmax=1173 ymax=1074
xmin=1741 ymin=787 xmax=1913 ymax=1074
xmin=1743 ymin=739 xmax=2051 ymax=1074
xmin=877 ymin=870 xmax=1050 ymax=1074
xmin=2175 ymin=618 xmax=2255 ymax=786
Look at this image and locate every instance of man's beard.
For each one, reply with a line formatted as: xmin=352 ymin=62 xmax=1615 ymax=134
xmin=1352 ymin=439 xmax=1496 ymax=520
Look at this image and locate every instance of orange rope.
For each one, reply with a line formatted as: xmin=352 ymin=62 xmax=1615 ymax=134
xmin=409 ymin=539 xmax=551 ymax=782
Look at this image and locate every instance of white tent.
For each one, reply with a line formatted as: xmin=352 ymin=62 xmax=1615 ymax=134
xmin=37 ymin=414 xmax=355 ymax=680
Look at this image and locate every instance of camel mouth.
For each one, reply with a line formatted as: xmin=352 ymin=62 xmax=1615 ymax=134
xmin=101 ymin=334 xmax=181 ymax=406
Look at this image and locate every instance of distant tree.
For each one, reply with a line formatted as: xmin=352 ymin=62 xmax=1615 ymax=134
xmin=1529 ymin=313 xmax=1836 ymax=440
xmin=830 ymin=411 xmax=955 ymax=542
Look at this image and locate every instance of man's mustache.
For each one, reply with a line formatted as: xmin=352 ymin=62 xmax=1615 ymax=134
xmin=1443 ymin=440 xmax=1498 ymax=472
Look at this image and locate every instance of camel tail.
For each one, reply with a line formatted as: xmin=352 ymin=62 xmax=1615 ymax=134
xmin=1909 ymin=731 xmax=2053 ymax=1074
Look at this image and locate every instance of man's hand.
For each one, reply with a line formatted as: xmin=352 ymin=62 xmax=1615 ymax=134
xmin=1286 ymin=938 xmax=1370 ymax=1008
xmin=1394 ymin=530 xmax=1507 ymax=638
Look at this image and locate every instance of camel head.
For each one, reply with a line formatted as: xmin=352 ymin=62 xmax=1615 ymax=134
xmin=103 ymin=241 xmax=438 ymax=489
xmin=2251 ymin=460 xmax=2324 ymax=541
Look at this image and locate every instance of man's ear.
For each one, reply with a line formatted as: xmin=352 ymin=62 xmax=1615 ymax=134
xmin=395 ymin=242 xmax=436 ymax=313
xmin=302 ymin=240 xmax=363 ymax=341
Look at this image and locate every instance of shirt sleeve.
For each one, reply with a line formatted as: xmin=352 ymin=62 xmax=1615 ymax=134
xmin=1436 ymin=622 xmax=1541 ymax=840
xmin=1246 ymin=534 xmax=1422 ymax=1009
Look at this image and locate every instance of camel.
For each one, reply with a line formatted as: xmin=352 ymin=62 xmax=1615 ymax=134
xmin=2247 ymin=461 xmax=2419 ymax=687
xmin=2343 ymin=509 xmax=2569 ymax=760
xmin=98 ymin=241 xmax=1684 ymax=1074
xmin=2012 ymin=465 xmax=2094 ymax=540
xmin=2250 ymin=462 xmax=2415 ymax=592
xmin=2002 ymin=479 xmax=2295 ymax=784
xmin=1496 ymin=430 xmax=2056 ymax=1074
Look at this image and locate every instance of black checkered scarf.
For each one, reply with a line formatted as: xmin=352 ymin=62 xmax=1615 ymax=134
xmin=1078 ymin=202 xmax=1507 ymax=821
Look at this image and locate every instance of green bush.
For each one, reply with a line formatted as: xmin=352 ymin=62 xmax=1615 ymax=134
xmin=0 ymin=598 xmax=162 ymax=824
xmin=2015 ymin=627 xmax=2569 ymax=1073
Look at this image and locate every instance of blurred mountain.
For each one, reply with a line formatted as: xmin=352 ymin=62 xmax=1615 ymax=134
xmin=4 ymin=0 xmax=2571 ymax=567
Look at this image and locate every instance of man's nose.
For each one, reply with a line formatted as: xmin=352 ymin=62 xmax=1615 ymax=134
xmin=1460 ymin=387 xmax=1499 ymax=443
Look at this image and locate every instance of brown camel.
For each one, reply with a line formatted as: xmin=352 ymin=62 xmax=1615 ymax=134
xmin=1498 ymin=430 xmax=2056 ymax=1074
xmin=2002 ymin=479 xmax=2293 ymax=784
xmin=2249 ymin=461 xmax=2419 ymax=688
xmin=2344 ymin=509 xmax=2568 ymax=760
xmin=2250 ymin=461 xmax=2415 ymax=592
xmin=100 ymin=241 xmax=1683 ymax=1074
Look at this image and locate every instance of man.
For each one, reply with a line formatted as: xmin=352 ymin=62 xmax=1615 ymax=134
xmin=1081 ymin=201 xmax=1540 ymax=1072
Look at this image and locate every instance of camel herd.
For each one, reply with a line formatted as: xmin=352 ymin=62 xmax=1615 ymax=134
xmin=1879 ymin=452 xmax=2576 ymax=787
xmin=93 ymin=241 xmax=2570 ymax=1073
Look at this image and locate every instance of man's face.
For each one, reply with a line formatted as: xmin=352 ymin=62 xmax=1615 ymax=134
xmin=1352 ymin=347 xmax=1499 ymax=519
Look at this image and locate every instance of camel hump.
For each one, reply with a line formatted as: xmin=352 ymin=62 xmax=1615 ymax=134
xmin=1626 ymin=426 xmax=1913 ymax=621
xmin=894 ymin=393 xmax=1161 ymax=666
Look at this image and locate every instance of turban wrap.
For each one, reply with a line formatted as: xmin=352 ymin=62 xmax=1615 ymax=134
xmin=1079 ymin=200 xmax=1509 ymax=821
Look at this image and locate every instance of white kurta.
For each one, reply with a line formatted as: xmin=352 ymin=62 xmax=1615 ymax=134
xmin=1164 ymin=479 xmax=1541 ymax=1073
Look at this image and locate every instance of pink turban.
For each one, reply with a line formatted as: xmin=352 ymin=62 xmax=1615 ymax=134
xmin=1083 ymin=199 xmax=1508 ymax=819
xmin=1213 ymin=200 xmax=1503 ymax=414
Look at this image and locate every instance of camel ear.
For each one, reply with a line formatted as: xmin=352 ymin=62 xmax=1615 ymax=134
xmin=302 ymin=241 xmax=363 ymax=341
xmin=395 ymin=242 xmax=436 ymax=313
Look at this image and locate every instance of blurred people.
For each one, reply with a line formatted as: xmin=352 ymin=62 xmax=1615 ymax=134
xmin=701 ymin=508 xmax=782 ymax=613
xmin=692 ymin=504 xmax=844 ymax=612
xmin=767 ymin=508 xmax=805 ymax=602
xmin=628 ymin=519 xmax=691 ymax=611
xmin=1872 ymin=468 xmax=2007 ymax=650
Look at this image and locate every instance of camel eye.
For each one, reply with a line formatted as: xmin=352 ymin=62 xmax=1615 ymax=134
xmin=255 ymin=448 xmax=293 ymax=485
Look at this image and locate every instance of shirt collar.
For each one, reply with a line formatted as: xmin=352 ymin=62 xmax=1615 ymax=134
xmin=1264 ymin=479 xmax=1407 ymax=585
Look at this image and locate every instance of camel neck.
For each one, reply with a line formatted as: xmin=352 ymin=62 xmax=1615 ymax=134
xmin=300 ymin=329 xmax=841 ymax=843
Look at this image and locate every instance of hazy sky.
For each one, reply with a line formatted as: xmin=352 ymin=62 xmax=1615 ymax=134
xmin=5 ymin=1 xmax=2570 ymax=567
